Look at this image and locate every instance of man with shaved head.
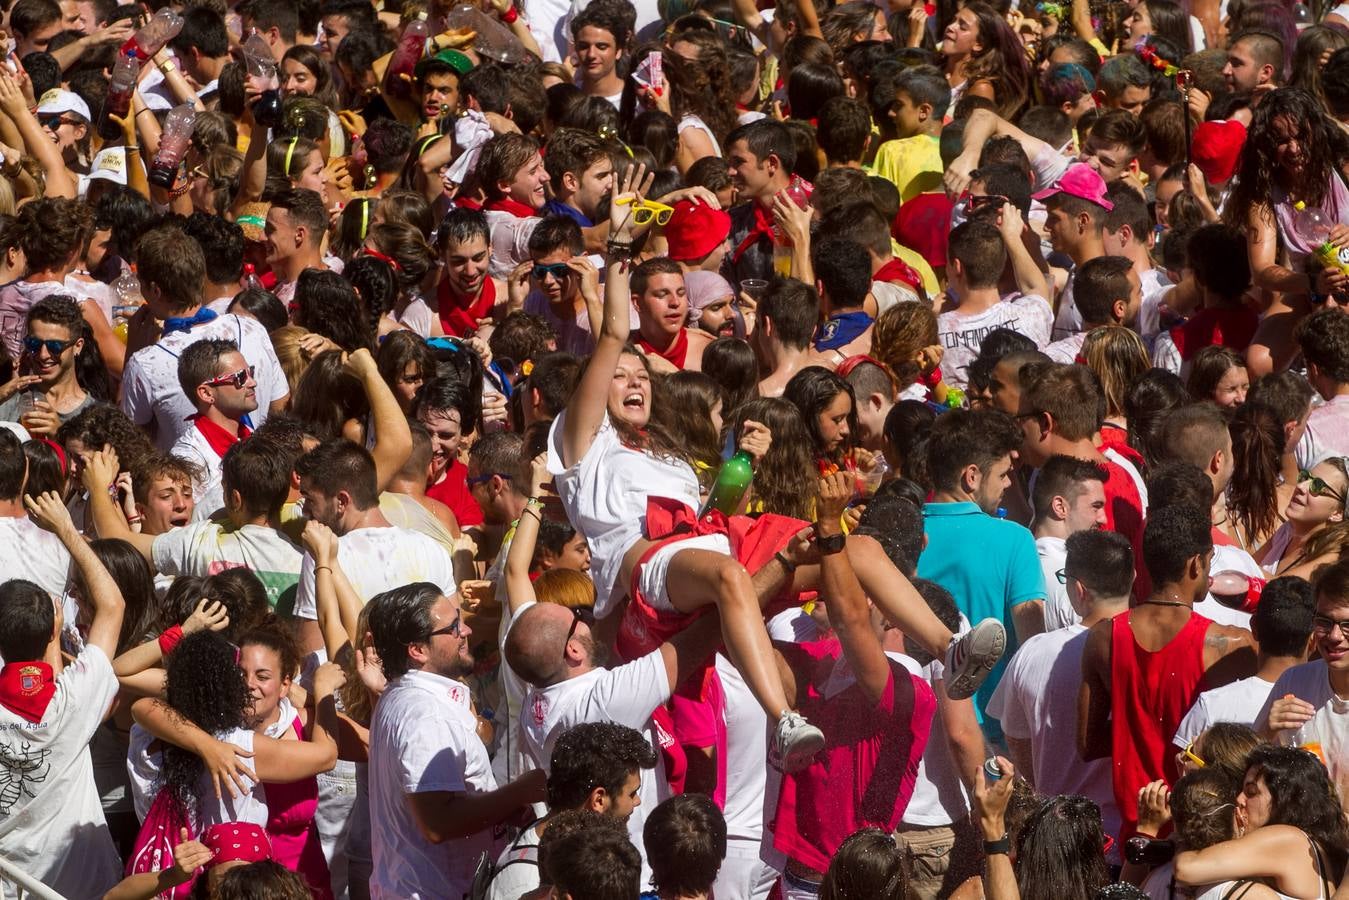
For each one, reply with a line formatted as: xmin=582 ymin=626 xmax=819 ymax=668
xmin=505 ymin=598 xmax=725 ymax=879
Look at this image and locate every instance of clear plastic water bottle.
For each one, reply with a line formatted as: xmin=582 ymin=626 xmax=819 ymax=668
xmin=240 ymin=263 xmax=263 ymax=292
xmin=242 ymin=30 xmax=283 ymax=128
xmin=112 ymin=266 xmax=142 ymax=334
xmin=99 ymin=50 xmax=139 ymax=140
xmin=445 ymin=4 xmax=529 ymax=64
xmin=149 ymin=104 xmax=198 ymax=189
xmin=384 ymin=12 xmax=430 ymax=99
xmin=1293 ymin=201 xmax=1349 ymax=277
xmin=771 ymin=176 xmax=811 ymax=278
xmin=121 ymin=7 xmax=183 ymax=58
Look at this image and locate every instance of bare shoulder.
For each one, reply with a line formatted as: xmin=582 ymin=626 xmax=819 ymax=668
xmin=1205 ymin=623 xmax=1256 ymax=653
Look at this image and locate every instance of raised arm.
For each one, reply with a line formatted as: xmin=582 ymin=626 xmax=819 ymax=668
xmin=113 ymin=599 xmax=229 ymax=679
xmin=816 ymin=472 xmax=892 ymax=704
xmin=25 ymin=490 xmax=124 ymax=658
xmin=504 ymin=455 xmax=547 ymax=616
xmin=348 ymin=347 xmax=412 ymax=492
xmin=560 ymin=163 xmax=648 ymax=466
xmin=82 ymin=446 xmax=157 ymax=562
xmin=999 ymin=202 xmax=1050 ymax=300
xmin=0 ymin=69 xmax=75 ymax=199
xmin=1175 ymin=825 xmax=1316 ymax=887
xmin=302 ymin=521 xmax=363 ymax=659
xmin=944 ymin=109 xmax=1053 ymax=199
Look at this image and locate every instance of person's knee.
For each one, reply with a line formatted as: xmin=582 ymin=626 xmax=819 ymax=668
xmin=711 ymin=556 xmax=753 ymax=600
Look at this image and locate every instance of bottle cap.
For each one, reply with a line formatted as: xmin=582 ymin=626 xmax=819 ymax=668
xmin=1295 ymin=201 xmax=1307 ymax=211
xmin=243 ymin=263 xmax=255 ymax=275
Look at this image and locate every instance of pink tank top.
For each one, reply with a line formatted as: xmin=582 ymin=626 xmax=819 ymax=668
xmin=264 ymin=717 xmax=333 ymax=900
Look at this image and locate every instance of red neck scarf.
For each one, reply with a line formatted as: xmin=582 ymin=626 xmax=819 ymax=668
xmin=0 ymin=661 xmax=55 ymax=723
xmin=486 ymin=197 xmax=539 ymax=219
xmin=874 ymin=257 xmax=924 ymax=292
xmin=733 ymin=202 xmax=776 ymax=263
xmin=439 ymin=276 xmax=497 ymax=337
xmin=192 ymin=414 xmax=250 ymax=459
xmin=635 ymin=327 xmax=689 ymax=369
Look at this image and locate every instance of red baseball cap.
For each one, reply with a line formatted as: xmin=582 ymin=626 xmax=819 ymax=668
xmin=1192 ymin=119 xmax=1246 ymax=185
xmin=1031 ymin=162 xmax=1114 ymax=210
xmin=664 ymin=200 xmax=732 ymax=263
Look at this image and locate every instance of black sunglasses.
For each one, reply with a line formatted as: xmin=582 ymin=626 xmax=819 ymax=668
xmin=1299 ymin=469 xmax=1346 ymax=505
xmin=426 ymin=608 xmax=463 ymax=640
xmin=563 ymin=606 xmax=595 ymax=657
xmin=23 ymin=336 xmax=76 ymax=356
xmin=532 ymin=262 xmax=572 ymax=281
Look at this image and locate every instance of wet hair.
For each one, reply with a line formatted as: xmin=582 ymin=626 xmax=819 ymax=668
xmin=1022 ymin=363 xmax=1105 ymax=441
xmin=724 ymin=119 xmax=797 ymax=173
xmin=1226 ymin=401 xmax=1286 ymax=546
xmin=238 ymin=615 xmax=303 ymax=684
xmin=547 ymin=824 xmax=642 ymax=900
xmin=1252 ymin=575 xmax=1314 ymax=658
xmin=1080 ymin=327 xmax=1149 ymax=421
xmin=1188 ymin=224 xmax=1251 ymax=301
xmin=57 ymin=404 xmax=155 ymax=475
xmin=813 ymin=238 xmax=872 ymax=310
xmin=1299 ymin=308 xmax=1349 ymax=385
xmin=221 ymin=435 xmax=294 ymax=518
xmin=213 ymin=860 xmax=312 ymax=899
xmin=343 ymin=255 xmax=399 ymax=336
xmin=871 ymin=301 xmax=938 ymax=391
xmin=478 ymin=133 xmax=542 ymax=202
xmin=1066 ymin=529 xmax=1136 ymax=599
xmin=1227 ymin=89 xmax=1340 ymax=231
xmin=1032 ymin=454 xmax=1107 ymax=525
xmin=263 ymin=137 xmax=322 ymax=199
xmin=1014 ymin=796 xmax=1109 ymax=900
xmin=883 ymin=401 xmax=937 ymax=485
xmin=702 ymin=338 xmax=758 ymax=421
xmin=948 ymin=220 xmax=1006 ymax=289
xmin=1247 ymin=370 xmax=1314 ymax=429
xmin=293 ymin=269 xmax=372 ymax=352
xmin=1171 ymin=768 xmax=1240 ymax=851
xmin=21 ymin=439 xmax=63 ymax=502
xmin=182 ymin=212 xmax=245 ymax=286
xmin=787 ymin=61 xmax=847 ymax=122
xmin=1143 ymin=503 xmax=1213 ymax=585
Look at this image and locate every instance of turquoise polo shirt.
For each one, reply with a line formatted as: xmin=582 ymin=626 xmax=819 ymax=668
xmin=917 ymin=501 xmax=1046 ymax=744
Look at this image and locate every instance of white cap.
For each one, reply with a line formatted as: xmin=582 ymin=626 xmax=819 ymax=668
xmin=35 ymin=88 xmax=91 ymax=122
xmin=87 ymin=148 xmax=129 ymax=185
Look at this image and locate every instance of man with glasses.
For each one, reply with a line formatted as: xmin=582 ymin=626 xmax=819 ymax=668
xmin=1175 ymin=575 xmax=1313 ymax=750
xmin=169 ymin=339 xmax=257 ymax=520
xmin=1296 ymin=309 xmax=1349 ymax=469
xmin=987 ymin=529 xmax=1131 ymax=866
xmin=1258 ymin=560 xmax=1349 ymax=755
xmin=1027 ymin=455 xmax=1107 ymax=631
xmin=0 ymin=295 xmax=96 ymax=435
xmin=365 ymin=581 xmax=546 ymax=900
xmin=511 ymin=215 xmax=602 ymax=356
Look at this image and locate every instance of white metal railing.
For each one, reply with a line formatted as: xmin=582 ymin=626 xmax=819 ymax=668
xmin=0 ymin=857 xmax=65 ymax=900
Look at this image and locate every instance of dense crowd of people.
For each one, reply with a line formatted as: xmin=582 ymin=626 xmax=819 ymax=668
xmin=8 ymin=0 xmax=1349 ymax=897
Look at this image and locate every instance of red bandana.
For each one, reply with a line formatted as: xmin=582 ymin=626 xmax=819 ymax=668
xmin=874 ymin=257 xmax=924 ymax=292
xmin=733 ymin=202 xmax=777 ymax=263
xmin=439 ymin=275 xmax=497 ymax=337
xmin=635 ymin=327 xmax=689 ymax=369
xmin=0 ymin=661 xmax=56 ymax=723
xmin=192 ymin=415 xmax=251 ymax=460
xmin=486 ymin=197 xmax=539 ymax=219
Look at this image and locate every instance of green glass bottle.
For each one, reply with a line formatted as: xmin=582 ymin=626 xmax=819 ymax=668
xmin=701 ymin=450 xmax=755 ymax=516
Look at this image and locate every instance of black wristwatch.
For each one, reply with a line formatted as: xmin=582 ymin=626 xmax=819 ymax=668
xmin=983 ymin=834 xmax=1011 ymax=856
xmin=814 ymin=528 xmax=846 ymax=555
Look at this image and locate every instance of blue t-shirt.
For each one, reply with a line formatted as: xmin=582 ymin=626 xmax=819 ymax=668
xmin=916 ymin=501 xmax=1045 ymax=743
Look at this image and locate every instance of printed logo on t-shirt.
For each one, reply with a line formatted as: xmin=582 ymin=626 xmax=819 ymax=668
xmin=531 ymin=694 xmax=548 ymax=726
xmin=653 ymin=715 xmax=675 ymax=750
xmin=0 ymin=741 xmax=51 ymax=814
xmin=17 ymin=667 xmax=42 ymax=695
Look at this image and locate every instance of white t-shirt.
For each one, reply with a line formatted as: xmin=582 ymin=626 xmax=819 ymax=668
xmin=937 ymin=294 xmax=1054 ymax=389
xmin=151 ymin=521 xmax=303 ymax=611
xmin=547 ymin=410 xmax=702 ymax=616
xmin=768 ymin=607 xmax=822 ymax=643
xmin=121 ymin=314 xmax=287 ymax=451
xmin=487 ymin=823 xmax=542 ymax=900
xmin=0 ymin=646 xmax=122 ymax=898
xmin=1037 ymin=536 xmax=1076 ymax=631
xmin=1256 ymin=660 xmax=1337 ymax=738
xmin=1275 ymin=679 xmax=1349 ymax=807
xmin=1173 ymin=675 xmax=1277 ymax=749
xmin=1297 ymin=394 xmax=1349 ymax=471
xmin=1044 ymin=331 xmax=1087 ymax=364
xmin=369 ymin=668 xmax=498 ymax=900
xmin=1193 ymin=543 xmax=1260 ymax=631
xmin=494 ymin=589 xmax=537 ymax=791
xmin=291 ymin=525 xmax=456 ymax=620
xmin=985 ymin=625 xmax=1122 ymax=850
xmin=519 ymin=650 xmax=671 ymax=871
xmin=0 ymin=515 xmax=71 ymax=600
xmin=898 ymin=648 xmax=972 ymax=828
xmin=1136 ymin=267 xmax=1173 ymax=348
xmin=127 ymin=724 xmax=263 ymax=826
xmin=484 ymin=209 xmax=542 ymax=280
xmin=169 ymin=423 xmax=226 ymax=521
xmin=715 ymin=654 xmax=769 ymax=849
xmin=1053 ymin=270 xmax=1081 ymax=340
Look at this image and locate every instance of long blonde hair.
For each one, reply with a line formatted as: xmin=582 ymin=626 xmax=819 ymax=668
xmin=1081 ymin=326 xmax=1149 ymax=420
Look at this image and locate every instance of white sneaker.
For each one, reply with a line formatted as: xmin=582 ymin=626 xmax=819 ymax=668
xmin=944 ymin=618 xmax=1006 ymax=700
xmin=771 ymin=711 xmax=826 ymax=773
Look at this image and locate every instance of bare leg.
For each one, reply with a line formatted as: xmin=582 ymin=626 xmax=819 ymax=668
xmin=661 ymin=548 xmax=794 ymax=721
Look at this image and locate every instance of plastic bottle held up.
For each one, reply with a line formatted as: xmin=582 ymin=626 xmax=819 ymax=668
xmin=121 ymin=7 xmax=183 ymax=59
xmin=242 ymin=30 xmax=284 ymax=127
xmin=241 ymin=263 xmax=263 ymax=292
xmin=1293 ymin=201 xmax=1349 ymax=277
xmin=445 ymin=3 xmax=529 ymax=65
xmin=384 ymin=12 xmax=430 ymax=100
xmin=99 ymin=50 xmax=140 ymax=140
xmin=148 ymin=104 xmax=198 ymax=189
xmin=700 ymin=450 xmax=755 ymax=517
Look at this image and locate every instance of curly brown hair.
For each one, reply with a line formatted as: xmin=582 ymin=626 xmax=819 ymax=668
xmin=665 ymin=31 xmax=739 ymax=146
xmin=872 ymin=302 xmax=939 ymax=391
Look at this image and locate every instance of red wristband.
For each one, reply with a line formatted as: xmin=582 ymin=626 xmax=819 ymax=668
xmin=158 ymin=624 xmax=184 ymax=657
xmin=502 ymin=5 xmax=519 ymax=23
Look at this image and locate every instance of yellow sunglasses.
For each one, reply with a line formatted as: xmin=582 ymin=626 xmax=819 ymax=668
xmin=615 ymin=195 xmax=674 ymax=226
xmin=1181 ymin=740 xmax=1206 ymax=768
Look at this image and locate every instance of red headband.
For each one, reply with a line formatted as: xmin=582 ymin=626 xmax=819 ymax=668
xmin=37 ymin=438 xmax=66 ymax=476
xmin=361 ymin=248 xmax=402 ymax=272
xmin=202 ymin=823 xmax=272 ymax=867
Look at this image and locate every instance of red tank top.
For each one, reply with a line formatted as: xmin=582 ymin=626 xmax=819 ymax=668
xmin=634 ymin=328 xmax=689 ymax=369
xmin=437 ymin=276 xmax=497 ymax=338
xmin=1109 ymin=609 xmax=1211 ymax=842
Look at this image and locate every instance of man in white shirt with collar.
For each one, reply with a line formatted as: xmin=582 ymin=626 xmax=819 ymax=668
xmin=366 ymin=582 xmax=546 ymax=900
xmin=120 ymin=224 xmax=287 ymax=451
xmin=1030 ymin=455 xmax=1108 ymax=630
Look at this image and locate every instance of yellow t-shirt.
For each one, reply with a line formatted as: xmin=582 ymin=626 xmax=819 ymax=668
xmin=891 ymin=240 xmax=940 ymax=298
xmin=871 ymin=134 xmax=944 ymax=204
